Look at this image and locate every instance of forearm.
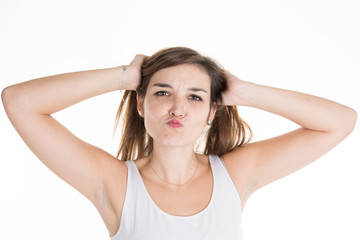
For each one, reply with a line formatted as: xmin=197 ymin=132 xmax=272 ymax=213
xmin=2 ymin=66 xmax=124 ymax=115
xmin=237 ymin=81 xmax=357 ymax=133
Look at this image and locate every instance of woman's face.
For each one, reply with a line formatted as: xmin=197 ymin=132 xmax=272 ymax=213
xmin=137 ymin=64 xmax=216 ymax=147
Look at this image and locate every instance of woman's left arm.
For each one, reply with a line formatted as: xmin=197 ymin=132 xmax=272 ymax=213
xmin=222 ymin=71 xmax=357 ymax=196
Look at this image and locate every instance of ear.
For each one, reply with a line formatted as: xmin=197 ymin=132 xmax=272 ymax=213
xmin=209 ymin=101 xmax=217 ymax=122
xmin=136 ymin=95 xmax=144 ymax=115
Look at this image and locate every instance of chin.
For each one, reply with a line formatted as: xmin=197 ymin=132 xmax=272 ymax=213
xmin=154 ymin=134 xmax=196 ymax=148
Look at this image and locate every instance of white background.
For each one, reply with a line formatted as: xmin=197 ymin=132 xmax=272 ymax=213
xmin=1 ymin=0 xmax=359 ymax=239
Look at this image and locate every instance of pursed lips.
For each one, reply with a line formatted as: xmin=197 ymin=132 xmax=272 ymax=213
xmin=167 ymin=119 xmax=183 ymax=128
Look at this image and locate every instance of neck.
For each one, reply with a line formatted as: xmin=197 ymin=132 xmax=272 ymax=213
xmin=146 ymin=141 xmax=199 ymax=186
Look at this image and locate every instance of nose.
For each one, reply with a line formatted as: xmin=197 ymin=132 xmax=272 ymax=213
xmin=169 ymin=97 xmax=186 ymax=118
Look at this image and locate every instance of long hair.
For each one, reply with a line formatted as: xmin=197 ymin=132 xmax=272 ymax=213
xmin=114 ymin=47 xmax=252 ymax=162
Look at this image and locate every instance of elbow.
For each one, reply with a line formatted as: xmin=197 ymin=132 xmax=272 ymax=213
xmin=342 ymin=107 xmax=357 ymax=136
xmin=1 ymin=85 xmax=25 ymax=114
xmin=1 ymin=85 xmax=14 ymax=110
xmin=349 ymin=108 xmax=357 ymax=131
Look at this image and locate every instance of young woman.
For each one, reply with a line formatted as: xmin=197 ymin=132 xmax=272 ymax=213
xmin=2 ymin=47 xmax=356 ymax=239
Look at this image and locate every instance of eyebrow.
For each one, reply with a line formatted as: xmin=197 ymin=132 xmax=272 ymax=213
xmin=152 ymin=83 xmax=208 ymax=93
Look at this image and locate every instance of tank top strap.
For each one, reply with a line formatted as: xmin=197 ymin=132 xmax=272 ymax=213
xmin=110 ymin=159 xmax=151 ymax=239
xmin=208 ymin=154 xmax=242 ymax=212
xmin=111 ymin=155 xmax=243 ymax=240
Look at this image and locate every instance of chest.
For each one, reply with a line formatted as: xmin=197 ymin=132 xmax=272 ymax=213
xmin=141 ymin=160 xmax=246 ymax=216
xmin=103 ymin=158 xmax=246 ymax=236
xmin=141 ymin=169 xmax=214 ymax=216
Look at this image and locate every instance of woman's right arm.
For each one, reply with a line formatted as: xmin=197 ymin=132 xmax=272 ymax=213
xmin=1 ymin=55 xmax=145 ymax=206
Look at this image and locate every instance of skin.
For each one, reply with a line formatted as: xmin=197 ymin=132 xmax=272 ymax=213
xmin=136 ymin=64 xmax=216 ymax=185
xmin=1 ymin=54 xmax=357 ymax=237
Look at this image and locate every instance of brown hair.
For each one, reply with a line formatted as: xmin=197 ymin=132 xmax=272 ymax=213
xmin=114 ymin=47 xmax=252 ymax=162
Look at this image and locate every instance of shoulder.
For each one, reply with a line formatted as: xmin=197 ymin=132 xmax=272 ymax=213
xmin=197 ymin=153 xmax=212 ymax=166
xmin=219 ymin=145 xmax=258 ymax=207
xmin=221 ymin=143 xmax=258 ymax=170
xmin=93 ymin=157 xmax=128 ymax=235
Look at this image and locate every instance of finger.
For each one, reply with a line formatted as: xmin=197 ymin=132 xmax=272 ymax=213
xmin=131 ymin=54 xmax=149 ymax=65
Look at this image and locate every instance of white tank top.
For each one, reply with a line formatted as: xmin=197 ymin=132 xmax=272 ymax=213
xmin=110 ymin=154 xmax=243 ymax=240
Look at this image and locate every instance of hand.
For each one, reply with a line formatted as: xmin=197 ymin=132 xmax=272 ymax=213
xmin=121 ymin=54 xmax=148 ymax=91
xmin=221 ymin=70 xmax=247 ymax=106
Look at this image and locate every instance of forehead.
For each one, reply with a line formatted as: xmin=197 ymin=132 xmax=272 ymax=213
xmin=149 ymin=64 xmax=211 ymax=90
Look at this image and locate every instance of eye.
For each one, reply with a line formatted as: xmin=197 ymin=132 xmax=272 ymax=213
xmin=155 ymin=91 xmax=169 ymax=96
xmin=189 ymin=95 xmax=203 ymax=101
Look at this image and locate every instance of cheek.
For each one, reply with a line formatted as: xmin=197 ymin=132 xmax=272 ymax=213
xmin=142 ymin=100 xmax=166 ymax=133
xmin=144 ymin=98 xmax=168 ymax=117
xmin=192 ymin=110 xmax=209 ymax=126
